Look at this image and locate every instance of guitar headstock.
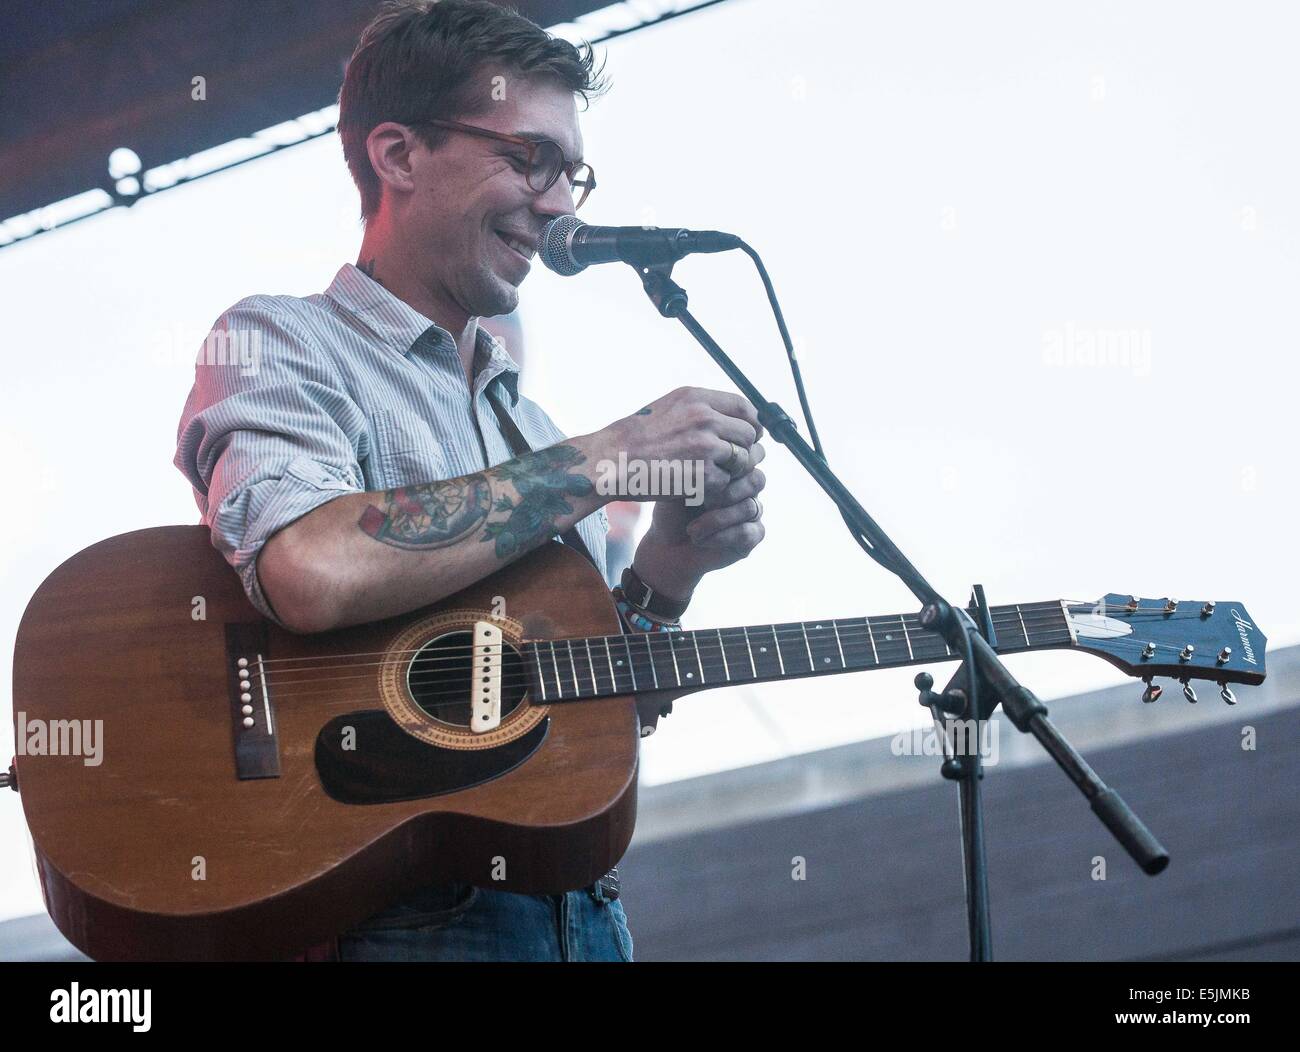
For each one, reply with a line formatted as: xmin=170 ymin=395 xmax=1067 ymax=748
xmin=1063 ymin=595 xmax=1267 ymax=702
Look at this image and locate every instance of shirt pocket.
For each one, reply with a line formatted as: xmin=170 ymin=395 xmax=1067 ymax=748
xmin=369 ymin=409 xmax=454 ymax=489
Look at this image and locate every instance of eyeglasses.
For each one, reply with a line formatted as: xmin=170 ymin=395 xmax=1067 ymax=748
xmin=414 ymin=118 xmax=596 ymax=210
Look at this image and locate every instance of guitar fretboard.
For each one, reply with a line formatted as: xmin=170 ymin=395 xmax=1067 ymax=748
xmin=522 ymin=601 xmax=1071 ymax=701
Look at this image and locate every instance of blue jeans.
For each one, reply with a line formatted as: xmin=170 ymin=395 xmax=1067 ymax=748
xmin=335 ymin=881 xmax=634 ymax=962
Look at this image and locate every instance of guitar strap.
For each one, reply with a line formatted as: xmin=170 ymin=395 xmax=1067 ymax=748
xmin=485 ymin=383 xmax=602 ymax=575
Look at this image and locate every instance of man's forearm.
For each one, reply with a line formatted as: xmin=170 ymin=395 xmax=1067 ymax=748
xmin=259 ymin=430 xmax=615 ymax=632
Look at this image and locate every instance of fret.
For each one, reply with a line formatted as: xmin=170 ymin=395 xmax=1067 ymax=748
xmin=719 ymin=628 xmax=755 ymax=682
xmin=866 ymin=618 xmax=879 ymax=663
xmin=773 ymin=622 xmax=812 ymax=676
xmin=565 ymin=640 xmax=582 ymax=698
xmin=671 ymin=632 xmax=704 ymax=685
xmin=805 ymin=620 xmax=845 ymax=673
xmin=801 ymin=624 xmax=815 ymax=668
xmin=836 ymin=617 xmax=877 ymax=669
xmin=569 ymin=638 xmax=596 ymax=698
xmin=749 ymin=625 xmax=783 ymax=679
xmin=549 ymin=641 xmax=569 ymax=700
xmin=867 ymin=615 xmax=909 ymax=665
xmin=623 ymin=635 xmax=640 ymax=692
xmin=1015 ymin=605 xmax=1031 ymax=649
xmin=741 ymin=626 xmax=758 ymax=677
xmin=830 ymin=620 xmax=846 ymax=667
xmin=899 ymin=619 xmax=914 ymax=660
xmin=645 ymin=633 xmax=674 ymax=688
xmin=606 ymin=636 xmax=634 ymax=694
xmin=531 ymin=643 xmax=552 ymax=701
xmin=602 ymin=637 xmax=617 ymax=693
xmin=689 ymin=630 xmax=723 ymax=685
xmin=586 ymin=638 xmax=610 ymax=695
xmin=631 ymin=634 xmax=660 ymax=690
xmin=716 ymin=629 xmax=731 ymax=681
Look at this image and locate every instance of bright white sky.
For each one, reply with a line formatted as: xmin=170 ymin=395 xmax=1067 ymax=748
xmin=2 ymin=0 xmax=1298 ymax=923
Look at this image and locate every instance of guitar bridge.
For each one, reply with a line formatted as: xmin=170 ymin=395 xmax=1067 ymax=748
xmin=471 ymin=620 xmax=504 ymax=733
xmin=226 ymin=622 xmax=281 ymax=779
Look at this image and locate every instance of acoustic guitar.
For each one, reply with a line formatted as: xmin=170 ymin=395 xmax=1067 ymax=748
xmin=8 ymin=526 xmax=1267 ymax=960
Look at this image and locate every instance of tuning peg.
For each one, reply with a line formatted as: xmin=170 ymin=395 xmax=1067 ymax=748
xmin=1142 ymin=641 xmax=1156 ymax=659
xmin=1220 ymin=683 xmax=1237 ymax=706
xmin=1125 ymin=596 xmax=1140 ymax=612
xmin=1201 ymin=601 xmax=1216 ymax=617
xmin=1179 ymin=644 xmax=1195 ymax=661
xmin=1182 ymin=680 xmax=1198 ymax=703
xmin=1217 ymin=646 xmax=1231 ymax=664
xmin=1141 ymin=679 xmax=1162 ymax=703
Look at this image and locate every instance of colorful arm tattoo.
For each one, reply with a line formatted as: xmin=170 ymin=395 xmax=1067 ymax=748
xmin=358 ymin=444 xmax=594 ymax=559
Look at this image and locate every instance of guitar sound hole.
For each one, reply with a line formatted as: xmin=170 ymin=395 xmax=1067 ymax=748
xmin=406 ymin=631 xmax=527 ymax=728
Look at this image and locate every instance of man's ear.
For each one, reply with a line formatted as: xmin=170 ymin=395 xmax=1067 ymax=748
xmin=365 ymin=122 xmax=422 ymax=202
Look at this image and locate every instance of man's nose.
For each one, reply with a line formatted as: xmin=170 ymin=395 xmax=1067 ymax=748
xmin=532 ymin=174 xmax=577 ymax=220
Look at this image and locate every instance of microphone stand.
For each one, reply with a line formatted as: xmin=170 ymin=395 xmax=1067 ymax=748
xmin=630 ymin=259 xmax=1170 ymax=962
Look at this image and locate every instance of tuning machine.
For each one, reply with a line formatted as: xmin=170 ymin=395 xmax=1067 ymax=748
xmin=1141 ymin=678 xmax=1162 ymax=703
xmin=1219 ymin=682 xmax=1237 ymax=705
xmin=1181 ymin=679 xmax=1198 ymax=703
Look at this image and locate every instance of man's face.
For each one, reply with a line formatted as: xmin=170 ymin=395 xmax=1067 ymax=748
xmin=402 ymin=74 xmax=584 ymax=319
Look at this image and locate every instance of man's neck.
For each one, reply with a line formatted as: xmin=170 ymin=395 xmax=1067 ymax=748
xmin=355 ymin=239 xmax=480 ymax=385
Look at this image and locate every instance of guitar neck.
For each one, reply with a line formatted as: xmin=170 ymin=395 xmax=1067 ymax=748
xmin=523 ymin=600 xmax=1072 ymax=702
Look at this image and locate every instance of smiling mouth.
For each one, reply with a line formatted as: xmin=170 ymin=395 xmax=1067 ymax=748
xmin=494 ymin=230 xmax=535 ymax=261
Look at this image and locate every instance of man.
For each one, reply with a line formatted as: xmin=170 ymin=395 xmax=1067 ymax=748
xmin=175 ymin=0 xmax=767 ymax=962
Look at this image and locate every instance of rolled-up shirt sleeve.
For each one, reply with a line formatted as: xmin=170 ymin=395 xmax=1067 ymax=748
xmin=174 ymin=298 xmax=368 ymax=622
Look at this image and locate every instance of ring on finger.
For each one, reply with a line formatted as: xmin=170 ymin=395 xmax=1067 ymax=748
xmin=728 ymin=442 xmax=748 ymax=477
xmin=749 ymin=497 xmax=762 ymax=522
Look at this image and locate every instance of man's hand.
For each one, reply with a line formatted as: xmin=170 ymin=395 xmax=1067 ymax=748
xmin=630 ymin=449 xmax=768 ymax=602
xmin=601 ymin=387 xmax=764 ymax=507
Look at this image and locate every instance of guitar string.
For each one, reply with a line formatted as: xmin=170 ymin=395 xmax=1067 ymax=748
xmin=247 ymin=608 xmax=1075 ymax=683
xmin=258 ymin=632 xmax=1222 ymax=704
xmin=248 ymin=614 xmax=1208 ymax=692
xmin=247 ymin=602 xmax=1195 ymax=674
xmin=248 ymin=605 xmax=1065 ymax=667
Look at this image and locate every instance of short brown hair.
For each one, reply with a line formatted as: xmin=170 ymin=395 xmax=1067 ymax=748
xmin=338 ymin=0 xmax=608 ymax=219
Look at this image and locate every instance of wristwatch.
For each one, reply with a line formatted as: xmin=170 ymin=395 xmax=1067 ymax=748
xmin=621 ymin=564 xmax=691 ymax=621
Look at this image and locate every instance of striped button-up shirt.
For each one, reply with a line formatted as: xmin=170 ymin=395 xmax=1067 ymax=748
xmin=175 ymin=262 xmax=609 ymax=623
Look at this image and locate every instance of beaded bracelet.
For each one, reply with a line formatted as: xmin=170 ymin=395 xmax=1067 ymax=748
xmin=613 ymin=587 xmax=683 ymax=633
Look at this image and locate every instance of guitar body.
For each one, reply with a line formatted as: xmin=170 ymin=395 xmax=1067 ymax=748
xmin=13 ymin=526 xmax=639 ymax=961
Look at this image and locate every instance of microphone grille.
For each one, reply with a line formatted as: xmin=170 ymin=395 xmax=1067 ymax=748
xmin=538 ymin=214 xmax=586 ymax=276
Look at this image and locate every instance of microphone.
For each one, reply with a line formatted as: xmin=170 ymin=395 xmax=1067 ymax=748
xmin=538 ymin=215 xmax=740 ymax=276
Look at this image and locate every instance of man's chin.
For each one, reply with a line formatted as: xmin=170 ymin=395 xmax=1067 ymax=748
xmin=477 ymin=273 xmax=520 ymax=317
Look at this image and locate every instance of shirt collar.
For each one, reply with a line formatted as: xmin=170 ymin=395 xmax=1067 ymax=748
xmin=324 ymin=263 xmax=522 ymax=405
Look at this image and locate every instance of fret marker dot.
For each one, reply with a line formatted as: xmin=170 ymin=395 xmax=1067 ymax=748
xmin=823 ymin=657 xmax=831 ymax=664
xmin=616 ymin=660 xmax=624 ymax=666
xmin=760 ymin=646 xmax=767 ymax=652
xmin=686 ymin=672 xmax=694 ymax=678
xmin=885 ymin=634 xmax=893 ymax=641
